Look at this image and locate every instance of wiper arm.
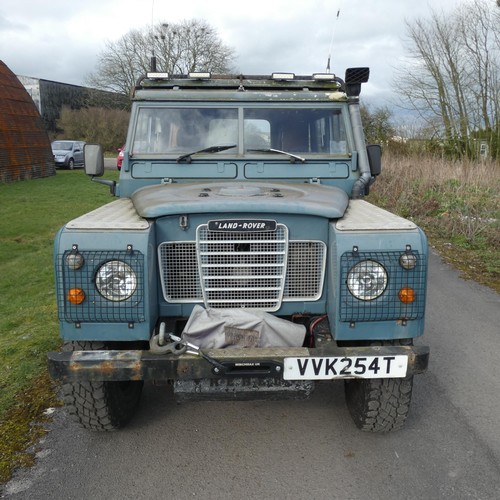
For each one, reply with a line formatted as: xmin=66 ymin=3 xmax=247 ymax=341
xmin=176 ymin=144 xmax=237 ymax=163
xmin=247 ymin=148 xmax=306 ymax=163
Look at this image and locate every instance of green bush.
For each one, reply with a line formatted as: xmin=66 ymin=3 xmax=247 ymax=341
xmin=56 ymin=106 xmax=130 ymax=153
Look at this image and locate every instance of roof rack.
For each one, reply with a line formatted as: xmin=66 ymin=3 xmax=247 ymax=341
xmin=134 ymin=73 xmax=345 ymax=93
xmin=133 ymin=67 xmax=369 ymax=98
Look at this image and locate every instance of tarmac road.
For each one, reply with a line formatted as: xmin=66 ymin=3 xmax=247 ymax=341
xmin=2 ymin=250 xmax=500 ymax=500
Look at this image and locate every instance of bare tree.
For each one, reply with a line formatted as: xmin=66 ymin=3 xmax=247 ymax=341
xmin=360 ymin=105 xmax=395 ymax=144
xmin=394 ymin=0 xmax=500 ymax=159
xmin=86 ymin=19 xmax=235 ymax=97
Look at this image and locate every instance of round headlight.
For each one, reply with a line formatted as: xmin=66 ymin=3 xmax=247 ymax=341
xmin=347 ymin=260 xmax=388 ymax=301
xmin=95 ymin=260 xmax=137 ymax=301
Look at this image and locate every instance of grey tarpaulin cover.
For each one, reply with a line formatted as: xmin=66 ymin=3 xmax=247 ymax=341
xmin=182 ymin=305 xmax=306 ymax=349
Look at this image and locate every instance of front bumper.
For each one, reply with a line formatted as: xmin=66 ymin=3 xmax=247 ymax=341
xmin=48 ymin=344 xmax=429 ymax=382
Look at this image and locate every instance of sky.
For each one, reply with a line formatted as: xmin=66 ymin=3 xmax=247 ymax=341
xmin=0 ymin=0 xmax=462 ymax=107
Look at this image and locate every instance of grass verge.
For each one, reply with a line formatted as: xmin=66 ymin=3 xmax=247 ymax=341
xmin=0 ymin=169 xmax=118 ymax=483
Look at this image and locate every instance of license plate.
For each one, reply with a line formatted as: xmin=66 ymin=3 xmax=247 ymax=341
xmin=283 ymin=355 xmax=408 ymax=380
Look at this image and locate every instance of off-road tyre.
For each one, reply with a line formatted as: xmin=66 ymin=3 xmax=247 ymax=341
xmin=344 ymin=339 xmax=414 ymax=432
xmin=61 ymin=341 xmax=143 ymax=431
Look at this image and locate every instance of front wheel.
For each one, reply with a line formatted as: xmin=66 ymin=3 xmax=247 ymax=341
xmin=68 ymin=158 xmax=74 ymax=170
xmin=61 ymin=342 xmax=143 ymax=431
xmin=344 ymin=339 xmax=414 ymax=432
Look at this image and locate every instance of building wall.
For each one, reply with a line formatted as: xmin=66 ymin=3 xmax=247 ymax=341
xmin=16 ymin=75 xmax=42 ymax=111
xmin=0 ymin=61 xmax=55 ymax=182
xmin=17 ymin=76 xmax=129 ymax=133
xmin=39 ymin=79 xmax=87 ymax=132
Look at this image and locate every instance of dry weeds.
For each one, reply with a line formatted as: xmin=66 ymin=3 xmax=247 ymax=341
xmin=370 ymin=153 xmax=499 ymax=292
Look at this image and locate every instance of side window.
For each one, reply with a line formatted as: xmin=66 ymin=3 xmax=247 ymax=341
xmin=133 ymin=110 xmax=157 ymax=153
xmin=244 ymin=119 xmax=270 ymax=149
xmin=328 ymin=111 xmax=348 ymax=154
xmin=307 ymin=111 xmax=348 ymax=154
xmin=133 ymin=110 xmax=179 ymax=153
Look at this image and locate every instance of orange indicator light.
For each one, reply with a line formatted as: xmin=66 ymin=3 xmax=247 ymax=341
xmin=398 ymin=287 xmax=416 ymax=304
xmin=67 ymin=288 xmax=85 ymax=305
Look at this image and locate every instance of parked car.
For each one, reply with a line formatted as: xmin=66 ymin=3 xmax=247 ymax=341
xmin=116 ymin=146 xmax=125 ymax=170
xmin=51 ymin=140 xmax=85 ymax=169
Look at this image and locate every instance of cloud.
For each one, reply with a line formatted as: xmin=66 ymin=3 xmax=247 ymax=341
xmin=0 ymin=0 xmax=461 ymax=103
xmin=0 ymin=10 xmax=28 ymax=31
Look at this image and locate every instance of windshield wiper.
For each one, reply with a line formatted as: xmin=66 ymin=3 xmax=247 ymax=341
xmin=247 ymin=148 xmax=306 ymax=163
xmin=176 ymin=144 xmax=237 ymax=163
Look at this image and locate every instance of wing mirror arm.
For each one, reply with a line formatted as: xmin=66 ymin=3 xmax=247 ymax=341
xmin=91 ymin=177 xmax=116 ymax=196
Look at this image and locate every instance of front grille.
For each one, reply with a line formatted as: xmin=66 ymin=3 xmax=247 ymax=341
xmin=158 ymin=226 xmax=326 ymax=311
xmin=159 ymin=242 xmax=203 ymax=302
xmin=284 ymin=241 xmax=326 ymax=301
xmin=198 ymin=224 xmax=288 ymax=310
xmin=339 ymin=251 xmax=426 ymax=322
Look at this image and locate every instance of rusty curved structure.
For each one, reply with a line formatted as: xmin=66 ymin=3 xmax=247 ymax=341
xmin=0 ymin=61 xmax=54 ymax=182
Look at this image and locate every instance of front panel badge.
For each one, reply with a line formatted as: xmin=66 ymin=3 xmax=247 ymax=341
xmin=208 ymin=219 xmax=277 ymax=231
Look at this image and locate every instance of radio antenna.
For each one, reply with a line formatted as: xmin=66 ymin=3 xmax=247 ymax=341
xmin=326 ymin=4 xmax=342 ymax=73
xmin=150 ymin=0 xmax=157 ymax=72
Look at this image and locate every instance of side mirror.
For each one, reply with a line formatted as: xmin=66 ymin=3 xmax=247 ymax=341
xmin=84 ymin=144 xmax=104 ymax=177
xmin=366 ymin=144 xmax=382 ymax=176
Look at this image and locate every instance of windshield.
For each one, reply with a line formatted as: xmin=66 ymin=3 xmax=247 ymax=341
xmin=52 ymin=142 xmax=73 ymax=151
xmin=132 ymin=106 xmax=349 ymax=156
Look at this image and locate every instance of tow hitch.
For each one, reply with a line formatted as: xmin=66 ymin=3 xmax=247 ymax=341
xmin=149 ymin=324 xmax=227 ymax=373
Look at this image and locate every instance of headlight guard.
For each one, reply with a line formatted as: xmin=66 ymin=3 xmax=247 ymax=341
xmin=340 ymin=250 xmax=426 ymax=322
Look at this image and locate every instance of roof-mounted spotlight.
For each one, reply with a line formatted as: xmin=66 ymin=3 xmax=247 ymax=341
xmin=271 ymin=72 xmax=295 ymax=81
xmin=188 ymin=72 xmax=211 ymax=80
xmin=147 ymin=72 xmax=170 ymax=80
xmin=312 ymin=73 xmax=337 ymax=81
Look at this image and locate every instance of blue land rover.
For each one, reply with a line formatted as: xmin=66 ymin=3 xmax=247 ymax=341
xmin=49 ymin=69 xmax=429 ymax=432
